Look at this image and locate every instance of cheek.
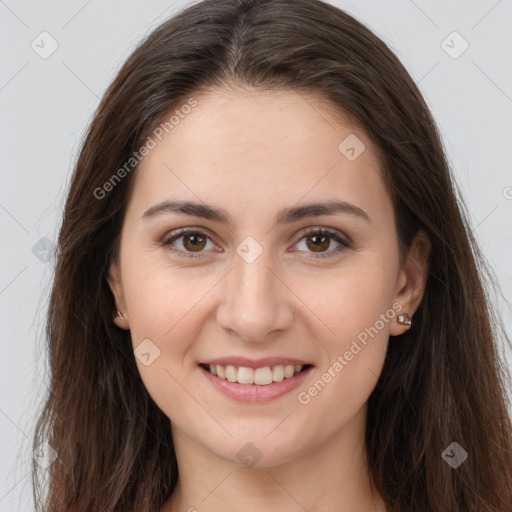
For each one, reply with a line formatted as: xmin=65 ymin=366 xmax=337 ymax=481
xmin=296 ymin=253 xmax=397 ymax=347
xmin=123 ymin=261 xmax=210 ymax=421
xmin=121 ymin=255 xmax=225 ymax=370
xmin=292 ymin=257 xmax=395 ymax=413
xmin=122 ymin=248 xmax=197 ymax=332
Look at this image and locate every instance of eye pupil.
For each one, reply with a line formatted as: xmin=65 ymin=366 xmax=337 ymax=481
xmin=307 ymin=234 xmax=330 ymax=252
xmin=183 ymin=233 xmax=206 ymax=251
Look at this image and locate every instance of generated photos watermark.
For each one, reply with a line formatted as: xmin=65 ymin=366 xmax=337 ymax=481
xmin=297 ymin=301 xmax=403 ymax=405
xmin=93 ymin=97 xmax=198 ymax=200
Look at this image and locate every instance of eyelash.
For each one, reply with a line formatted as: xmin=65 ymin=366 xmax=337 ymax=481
xmin=161 ymin=227 xmax=352 ymax=260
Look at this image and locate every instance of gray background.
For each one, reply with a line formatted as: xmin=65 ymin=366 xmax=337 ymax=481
xmin=1 ymin=0 xmax=511 ymax=509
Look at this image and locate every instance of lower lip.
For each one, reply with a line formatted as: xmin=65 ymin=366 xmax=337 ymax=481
xmin=199 ymin=365 xmax=314 ymax=402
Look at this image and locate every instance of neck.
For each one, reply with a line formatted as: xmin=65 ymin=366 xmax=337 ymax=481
xmin=163 ymin=406 xmax=386 ymax=512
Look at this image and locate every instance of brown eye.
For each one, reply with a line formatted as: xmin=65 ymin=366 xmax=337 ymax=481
xmin=294 ymin=228 xmax=351 ymax=259
xmin=182 ymin=233 xmax=207 ymax=252
xmin=163 ymin=229 xmax=217 ymax=259
xmin=305 ymin=233 xmax=331 ymax=252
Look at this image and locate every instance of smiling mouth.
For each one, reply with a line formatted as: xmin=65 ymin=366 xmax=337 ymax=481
xmin=199 ymin=363 xmax=313 ymax=386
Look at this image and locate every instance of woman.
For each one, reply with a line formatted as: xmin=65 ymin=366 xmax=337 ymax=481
xmin=32 ymin=0 xmax=512 ymax=511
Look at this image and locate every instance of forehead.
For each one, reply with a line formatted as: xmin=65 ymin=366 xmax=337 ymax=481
xmin=130 ymin=86 xmax=390 ymax=222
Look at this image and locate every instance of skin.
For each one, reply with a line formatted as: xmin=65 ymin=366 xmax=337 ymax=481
xmin=108 ymin=85 xmax=430 ymax=512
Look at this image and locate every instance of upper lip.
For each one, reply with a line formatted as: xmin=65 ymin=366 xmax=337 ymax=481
xmin=200 ymin=357 xmax=313 ymax=369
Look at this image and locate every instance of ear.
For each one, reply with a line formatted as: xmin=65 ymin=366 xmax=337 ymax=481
xmin=390 ymin=229 xmax=431 ymax=336
xmin=107 ymin=260 xmax=130 ymax=330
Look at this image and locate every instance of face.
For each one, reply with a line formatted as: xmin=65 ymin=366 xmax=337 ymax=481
xmin=109 ymin=86 xmax=427 ymax=468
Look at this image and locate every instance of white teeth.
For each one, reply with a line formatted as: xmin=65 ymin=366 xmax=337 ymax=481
xmin=254 ymin=366 xmax=273 ymax=385
xmin=272 ymin=365 xmax=284 ymax=382
xmin=284 ymin=365 xmax=295 ymax=378
xmin=205 ymin=363 xmax=305 ymax=385
xmin=225 ymin=365 xmax=238 ymax=382
xmin=237 ymin=367 xmax=254 ymax=384
xmin=216 ymin=365 xmax=226 ymax=379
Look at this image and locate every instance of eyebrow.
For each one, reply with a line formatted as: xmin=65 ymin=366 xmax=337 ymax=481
xmin=142 ymin=199 xmax=371 ymax=226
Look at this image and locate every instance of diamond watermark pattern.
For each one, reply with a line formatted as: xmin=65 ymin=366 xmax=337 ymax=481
xmin=31 ymin=31 xmax=59 ymax=59
xmin=442 ymin=441 xmax=468 ymax=469
xmin=236 ymin=442 xmax=262 ymax=468
xmin=33 ymin=441 xmax=58 ymax=469
xmin=236 ymin=236 xmax=263 ymax=264
xmin=441 ymin=31 xmax=469 ymax=59
xmin=32 ymin=237 xmax=55 ymax=263
xmin=134 ymin=338 xmax=161 ymax=366
xmin=338 ymin=134 xmax=366 ymax=161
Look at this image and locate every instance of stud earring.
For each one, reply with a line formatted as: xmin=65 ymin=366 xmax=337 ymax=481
xmin=397 ymin=313 xmax=412 ymax=327
xmin=113 ymin=291 xmax=124 ymax=321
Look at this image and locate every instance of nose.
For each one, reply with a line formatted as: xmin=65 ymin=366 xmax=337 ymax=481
xmin=215 ymin=249 xmax=294 ymax=342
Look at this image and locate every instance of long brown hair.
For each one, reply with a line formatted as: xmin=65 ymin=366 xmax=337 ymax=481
xmin=32 ymin=0 xmax=512 ymax=510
